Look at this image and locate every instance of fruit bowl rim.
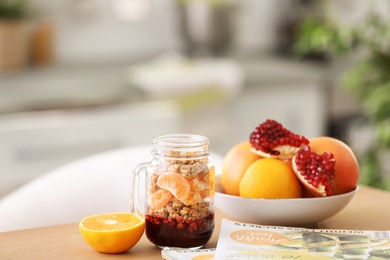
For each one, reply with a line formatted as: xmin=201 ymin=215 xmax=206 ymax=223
xmin=215 ymin=186 xmax=359 ymax=202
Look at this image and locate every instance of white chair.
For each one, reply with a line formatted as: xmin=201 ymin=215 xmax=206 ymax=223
xmin=0 ymin=145 xmax=224 ymax=232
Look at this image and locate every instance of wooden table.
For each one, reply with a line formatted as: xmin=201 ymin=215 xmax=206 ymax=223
xmin=1 ymin=185 xmax=390 ymax=259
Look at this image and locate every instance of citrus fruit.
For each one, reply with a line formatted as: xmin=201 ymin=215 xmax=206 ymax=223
xmin=149 ymin=189 xmax=173 ymax=210
xmin=183 ymin=192 xmax=202 ymax=205
xmin=292 ymin=145 xmax=336 ymax=197
xmin=157 ymin=172 xmax=191 ymax=202
xmin=249 ymin=119 xmax=309 ymax=159
xmin=239 ymin=158 xmax=302 ymax=199
xmin=221 ymin=141 xmax=262 ymax=196
xmin=308 ymin=136 xmax=359 ymax=195
xmin=79 ymin=212 xmax=145 ymax=253
xmin=188 ymin=175 xmax=207 ymax=191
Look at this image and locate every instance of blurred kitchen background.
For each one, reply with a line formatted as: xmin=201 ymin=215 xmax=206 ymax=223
xmin=1 ymin=0 xmax=390 ymax=197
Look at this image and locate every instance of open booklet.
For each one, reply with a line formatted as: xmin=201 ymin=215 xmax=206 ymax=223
xmin=162 ymin=218 xmax=390 ymax=260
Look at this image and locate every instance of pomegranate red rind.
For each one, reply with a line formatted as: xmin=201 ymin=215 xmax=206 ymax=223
xmin=292 ymin=146 xmax=335 ymax=197
xmin=249 ymin=119 xmax=310 ymax=159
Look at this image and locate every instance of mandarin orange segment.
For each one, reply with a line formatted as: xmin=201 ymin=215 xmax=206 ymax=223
xmin=183 ymin=192 xmax=201 ymax=205
xmin=209 ymin=166 xmax=215 ymax=184
xmin=149 ymin=189 xmax=173 ymax=210
xmin=188 ymin=175 xmax=207 ymax=191
xmin=203 ymin=170 xmax=215 ymax=190
xmin=157 ymin=172 xmax=191 ymax=202
xmin=199 ymin=189 xmax=210 ymax=199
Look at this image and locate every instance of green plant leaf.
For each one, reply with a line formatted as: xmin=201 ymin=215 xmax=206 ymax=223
xmin=363 ymin=83 xmax=390 ymax=121
xmin=293 ymin=14 xmax=357 ymax=57
xmin=0 ymin=0 xmax=29 ymax=19
xmin=377 ymin=120 xmax=390 ymax=148
xmin=358 ymin=148 xmax=384 ymax=189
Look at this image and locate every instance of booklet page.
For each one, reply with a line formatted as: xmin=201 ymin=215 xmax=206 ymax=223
xmin=161 ymin=219 xmax=390 ymax=259
xmin=214 ymin=219 xmax=390 ymax=259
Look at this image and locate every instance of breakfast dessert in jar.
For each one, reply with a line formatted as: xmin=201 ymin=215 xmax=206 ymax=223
xmin=143 ymin=134 xmax=215 ymax=249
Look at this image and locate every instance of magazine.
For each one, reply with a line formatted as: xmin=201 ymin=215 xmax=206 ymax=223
xmin=214 ymin=218 xmax=390 ymax=259
xmin=161 ymin=218 xmax=390 ymax=259
xmin=162 ymin=248 xmax=215 ymax=260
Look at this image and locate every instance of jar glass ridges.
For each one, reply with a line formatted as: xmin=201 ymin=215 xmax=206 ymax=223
xmin=134 ymin=134 xmax=215 ymax=249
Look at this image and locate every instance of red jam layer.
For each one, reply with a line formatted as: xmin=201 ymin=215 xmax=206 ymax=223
xmin=145 ymin=213 xmax=214 ymax=248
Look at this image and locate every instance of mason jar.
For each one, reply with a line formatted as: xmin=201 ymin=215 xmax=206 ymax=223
xmin=132 ymin=134 xmax=215 ymax=249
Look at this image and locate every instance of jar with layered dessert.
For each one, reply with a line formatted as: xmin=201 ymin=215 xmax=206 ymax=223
xmin=132 ymin=134 xmax=215 ymax=249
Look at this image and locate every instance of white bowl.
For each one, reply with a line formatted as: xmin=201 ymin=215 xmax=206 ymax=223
xmin=215 ymin=177 xmax=358 ymax=227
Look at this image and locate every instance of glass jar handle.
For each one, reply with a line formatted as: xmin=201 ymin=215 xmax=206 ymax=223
xmin=131 ymin=162 xmax=148 ymax=216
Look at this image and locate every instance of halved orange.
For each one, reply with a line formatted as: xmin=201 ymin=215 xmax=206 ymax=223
xmin=79 ymin=212 xmax=145 ymax=254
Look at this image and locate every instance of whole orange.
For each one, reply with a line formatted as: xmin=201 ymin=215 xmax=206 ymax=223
xmin=309 ymin=137 xmax=359 ymax=195
xmin=239 ymin=158 xmax=302 ymax=199
xmin=221 ymin=141 xmax=262 ymax=196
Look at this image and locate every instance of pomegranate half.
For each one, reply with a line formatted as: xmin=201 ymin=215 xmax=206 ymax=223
xmin=292 ymin=146 xmax=336 ymax=197
xmin=249 ymin=119 xmax=309 ymax=159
